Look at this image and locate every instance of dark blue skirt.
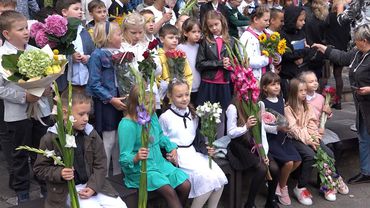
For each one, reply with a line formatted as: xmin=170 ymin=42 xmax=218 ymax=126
xmin=196 ymin=81 xmax=232 ymax=111
xmin=268 ymin=136 xmax=302 ymax=164
xmin=93 ymin=97 xmax=122 ymax=133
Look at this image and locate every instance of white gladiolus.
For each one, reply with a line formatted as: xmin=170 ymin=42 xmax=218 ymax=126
xmin=69 ymin=115 xmax=76 ymax=123
xmin=43 ymin=149 xmax=55 ymax=158
xmin=65 ymin=134 xmax=77 ymax=148
xmin=54 ymin=156 xmax=62 ymax=165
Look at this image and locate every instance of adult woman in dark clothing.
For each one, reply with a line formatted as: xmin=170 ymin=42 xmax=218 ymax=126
xmin=313 ymin=24 xmax=370 ymax=185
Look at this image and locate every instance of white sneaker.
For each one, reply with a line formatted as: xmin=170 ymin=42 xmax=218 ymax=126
xmin=324 ymin=189 xmax=337 ymax=201
xmin=294 ymin=186 xmax=313 ymax=206
xmin=337 ymin=177 xmax=349 ymax=195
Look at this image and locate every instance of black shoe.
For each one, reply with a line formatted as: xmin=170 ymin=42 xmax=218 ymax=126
xmin=347 ymin=173 xmax=370 ymax=184
xmin=331 ymin=102 xmax=342 ymax=110
xmin=265 ymin=199 xmax=280 ymax=208
xmin=17 ymin=191 xmax=30 ymax=204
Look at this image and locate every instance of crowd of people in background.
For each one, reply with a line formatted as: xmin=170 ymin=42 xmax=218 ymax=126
xmin=0 ymin=0 xmax=369 ymax=207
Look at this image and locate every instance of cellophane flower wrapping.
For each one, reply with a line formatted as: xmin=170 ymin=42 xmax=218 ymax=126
xmin=113 ymin=51 xmax=136 ymax=100
xmin=196 ymin=102 xmax=222 ymax=168
xmin=320 ymin=86 xmax=337 ymax=129
xmin=261 ymin=108 xmax=288 ymax=127
xmin=165 ymin=49 xmax=186 ymax=81
xmin=259 ymin=32 xmax=289 ymax=62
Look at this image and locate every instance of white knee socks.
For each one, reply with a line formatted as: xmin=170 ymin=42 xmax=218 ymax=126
xmin=191 ymin=186 xmax=224 ymax=208
xmin=102 ymin=130 xmax=121 ymax=176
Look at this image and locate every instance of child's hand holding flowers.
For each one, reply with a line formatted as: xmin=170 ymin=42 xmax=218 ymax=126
xmin=207 ymin=146 xmax=216 ymax=157
xmin=61 ymin=167 xmax=74 ymax=181
xmin=246 ymin=115 xmax=257 ymax=129
xmin=134 ymin=147 xmax=149 ymax=163
xmin=223 ymin=57 xmax=231 ymax=69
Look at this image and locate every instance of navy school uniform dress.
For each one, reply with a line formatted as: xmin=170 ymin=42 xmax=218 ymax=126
xmin=262 ymin=96 xmax=301 ymax=165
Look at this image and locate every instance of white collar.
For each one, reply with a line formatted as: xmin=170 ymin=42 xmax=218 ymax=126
xmin=214 ymin=35 xmax=223 ymax=39
xmin=212 ymin=1 xmax=218 ymax=10
xmin=2 ymin=41 xmax=36 ymax=54
xmin=114 ymin=0 xmax=123 ymax=7
xmin=306 ymin=92 xmax=316 ymax=101
xmin=266 ymin=96 xmax=279 ymax=103
xmin=170 ymin=104 xmax=189 ymax=116
xmin=48 ymin=123 xmax=94 ymax=136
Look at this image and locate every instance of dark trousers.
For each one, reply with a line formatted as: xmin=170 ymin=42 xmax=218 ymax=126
xmin=0 ymin=100 xmax=13 ymax=178
xmin=292 ymin=139 xmax=334 ymax=187
xmin=6 ymin=117 xmax=51 ymax=193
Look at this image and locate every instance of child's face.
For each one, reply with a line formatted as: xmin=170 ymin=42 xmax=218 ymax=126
xmin=270 ymin=12 xmax=284 ymax=31
xmin=143 ymin=13 xmax=155 ymax=35
xmin=296 ymin=12 xmax=306 ymax=30
xmin=184 ymin=24 xmax=201 ymax=44
xmin=160 ymin=33 xmax=179 ymax=50
xmin=175 ymin=15 xmax=190 ymax=32
xmin=71 ymin=102 xmax=91 ymax=131
xmin=125 ymin=25 xmax=144 ymax=45
xmin=62 ymin=3 xmax=83 ymax=20
xmin=90 ymin=6 xmax=107 ymax=23
xmin=263 ymin=81 xmax=281 ymax=97
xmin=108 ymin=28 xmax=123 ymax=49
xmin=304 ymin=73 xmax=319 ymax=93
xmin=2 ymin=20 xmax=29 ymax=48
xmin=207 ymin=19 xmax=222 ymax=36
xmin=169 ymin=83 xmax=190 ymax=110
xmin=0 ymin=4 xmax=15 ymax=15
xmin=253 ymin=12 xmax=270 ymax=31
xmin=297 ymin=83 xmax=307 ymax=102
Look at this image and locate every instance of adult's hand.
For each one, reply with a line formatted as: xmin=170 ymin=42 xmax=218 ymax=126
xmin=311 ymin=43 xmax=327 ymax=54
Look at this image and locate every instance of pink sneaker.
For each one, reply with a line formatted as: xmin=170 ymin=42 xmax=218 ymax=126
xmin=278 ymin=185 xmax=291 ymax=205
xmin=337 ymin=177 xmax=349 ymax=195
xmin=324 ymin=189 xmax=336 ymax=201
xmin=293 ymin=186 xmax=313 ymax=206
xmin=276 ymin=184 xmax=281 ymax=196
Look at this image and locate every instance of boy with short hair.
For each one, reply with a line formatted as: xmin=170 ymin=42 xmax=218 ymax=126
xmin=0 ymin=10 xmax=52 ymax=203
xmin=55 ymin=0 xmax=95 ymax=92
xmin=267 ymin=8 xmax=284 ymax=33
xmin=33 ymin=89 xmax=127 ymax=208
xmin=225 ymin=0 xmax=250 ymax=38
xmin=157 ymin=24 xmax=192 ymax=89
xmin=86 ymin=0 xmax=108 ymax=35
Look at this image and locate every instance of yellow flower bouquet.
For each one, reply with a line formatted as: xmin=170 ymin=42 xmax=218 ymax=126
xmin=259 ymin=32 xmax=290 ymax=63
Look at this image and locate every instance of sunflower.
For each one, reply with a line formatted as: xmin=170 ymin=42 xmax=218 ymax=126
xmin=272 ymin=31 xmax=280 ymax=39
xmin=258 ymin=33 xmax=267 ymax=43
xmin=262 ymin=50 xmax=269 ymax=57
xmin=270 ymin=34 xmax=277 ymax=41
xmin=277 ymin=39 xmax=287 ymax=55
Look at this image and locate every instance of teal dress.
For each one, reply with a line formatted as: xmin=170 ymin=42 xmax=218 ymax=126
xmin=118 ymin=114 xmax=188 ymax=191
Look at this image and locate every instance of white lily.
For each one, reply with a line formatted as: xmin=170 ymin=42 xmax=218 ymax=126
xmin=43 ymin=149 xmax=55 ymax=158
xmin=65 ymin=134 xmax=77 ymax=148
xmin=69 ymin=115 xmax=76 ymax=123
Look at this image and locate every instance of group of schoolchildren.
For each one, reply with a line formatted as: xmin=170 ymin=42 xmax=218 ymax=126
xmin=0 ymin=0 xmax=355 ymax=207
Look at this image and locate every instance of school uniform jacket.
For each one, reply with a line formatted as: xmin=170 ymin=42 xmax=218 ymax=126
xmin=33 ymin=124 xmax=119 ymax=208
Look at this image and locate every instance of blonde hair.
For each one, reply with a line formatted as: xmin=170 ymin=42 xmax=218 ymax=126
xmin=122 ymin=12 xmax=145 ymax=44
xmin=331 ymin=0 xmax=345 ymax=12
xmin=93 ymin=22 xmax=121 ymax=48
xmin=311 ymin=0 xmax=329 ymax=21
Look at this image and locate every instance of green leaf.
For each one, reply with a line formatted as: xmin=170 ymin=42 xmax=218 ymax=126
xmin=1 ymin=51 xmax=23 ymax=72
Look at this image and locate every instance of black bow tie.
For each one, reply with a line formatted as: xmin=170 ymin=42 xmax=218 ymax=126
xmin=170 ymin=108 xmax=191 ymax=128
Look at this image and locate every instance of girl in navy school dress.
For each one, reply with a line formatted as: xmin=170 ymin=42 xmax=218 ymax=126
xmin=260 ymin=72 xmax=302 ymax=206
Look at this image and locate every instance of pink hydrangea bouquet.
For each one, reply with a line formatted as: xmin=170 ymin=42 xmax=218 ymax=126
xmin=30 ymin=15 xmax=81 ymax=55
xmin=261 ymin=108 xmax=288 ymax=126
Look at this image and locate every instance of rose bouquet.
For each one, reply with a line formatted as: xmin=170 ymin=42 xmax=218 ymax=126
xmin=261 ymin=108 xmax=288 ymax=127
xmin=320 ymin=86 xmax=337 ymax=129
xmin=196 ymin=101 xmax=222 ymax=169
xmin=139 ymin=39 xmax=159 ymax=80
xmin=165 ymin=49 xmax=186 ymax=81
xmin=113 ymin=51 xmax=136 ymax=99
xmin=258 ymin=32 xmax=289 ymax=63
xmin=16 ymin=82 xmax=80 ymax=208
xmin=312 ymin=136 xmax=341 ymax=194
xmin=30 ymin=14 xmax=81 ymax=55
xmin=130 ymin=67 xmax=155 ymax=208
xmin=226 ymin=39 xmax=272 ymax=180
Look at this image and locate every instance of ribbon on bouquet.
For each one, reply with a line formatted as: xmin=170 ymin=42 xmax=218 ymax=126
xmin=251 ymin=143 xmax=263 ymax=155
xmin=26 ymin=97 xmax=50 ymax=126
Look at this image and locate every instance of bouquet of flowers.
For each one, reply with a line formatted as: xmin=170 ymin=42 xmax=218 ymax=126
xmin=261 ymin=108 xmax=288 ymax=127
xmin=130 ymin=67 xmax=155 ymax=208
xmin=0 ymin=45 xmax=67 ymax=123
xmin=165 ymin=49 xmax=186 ymax=81
xmin=320 ymin=86 xmax=337 ymax=129
xmin=113 ymin=51 xmax=136 ymax=99
xmin=16 ymin=82 xmax=80 ymax=208
xmin=30 ymin=14 xmax=81 ymax=55
xmin=196 ymin=101 xmax=222 ymax=169
xmin=312 ymin=136 xmax=340 ymax=193
xmin=226 ymin=39 xmax=272 ymax=180
xmin=259 ymin=32 xmax=289 ymax=62
xmin=139 ymin=39 xmax=159 ymax=80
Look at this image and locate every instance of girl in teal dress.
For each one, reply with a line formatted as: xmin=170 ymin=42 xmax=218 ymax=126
xmin=118 ymin=86 xmax=190 ymax=207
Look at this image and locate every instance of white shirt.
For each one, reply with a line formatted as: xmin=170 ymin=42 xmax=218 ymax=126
xmin=145 ymin=5 xmax=177 ymax=26
xmin=69 ymin=25 xmax=89 ymax=86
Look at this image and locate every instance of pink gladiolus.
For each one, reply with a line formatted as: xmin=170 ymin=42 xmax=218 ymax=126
xmin=30 ymin=22 xmax=45 ymax=38
xmin=35 ymin=30 xmax=49 ymax=48
xmin=44 ymin=15 xmax=68 ymax=37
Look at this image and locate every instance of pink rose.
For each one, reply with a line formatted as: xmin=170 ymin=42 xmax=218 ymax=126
xmin=44 ymin=15 xmax=68 ymax=37
xmin=30 ymin=22 xmax=45 ymax=38
xmin=262 ymin=112 xmax=276 ymax=125
xmin=35 ymin=30 xmax=49 ymax=48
